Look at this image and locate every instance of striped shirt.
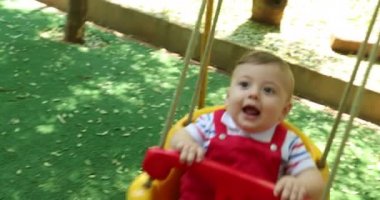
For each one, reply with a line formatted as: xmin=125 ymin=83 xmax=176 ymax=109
xmin=185 ymin=112 xmax=316 ymax=176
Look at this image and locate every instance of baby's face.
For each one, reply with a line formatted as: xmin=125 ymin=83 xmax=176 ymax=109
xmin=225 ymin=63 xmax=292 ymax=133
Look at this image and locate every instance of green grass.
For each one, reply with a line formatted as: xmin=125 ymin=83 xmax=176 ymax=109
xmin=0 ymin=1 xmax=379 ymax=199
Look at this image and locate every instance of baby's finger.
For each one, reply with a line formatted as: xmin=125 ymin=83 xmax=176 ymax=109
xmin=195 ymin=147 xmax=204 ymax=162
xmin=297 ymin=187 xmax=306 ymax=200
xmin=273 ymin=179 xmax=285 ymax=196
xmin=289 ymin=187 xmax=299 ymax=200
xmin=179 ymin=144 xmax=192 ymax=163
xmin=174 ymin=141 xmax=185 ymax=150
xmin=182 ymin=144 xmax=198 ymax=164
xmin=179 ymin=150 xmax=187 ymax=163
xmin=185 ymin=149 xmax=197 ymax=165
xmin=280 ymin=182 xmax=293 ymax=200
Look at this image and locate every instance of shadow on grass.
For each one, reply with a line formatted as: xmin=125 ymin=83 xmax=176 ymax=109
xmin=0 ymin=4 xmax=229 ymax=199
xmin=0 ymin=2 xmax=379 ymax=200
xmin=225 ymin=20 xmax=279 ymax=48
xmin=224 ymin=20 xmax=342 ymax=71
xmin=289 ymin=102 xmax=380 ymax=200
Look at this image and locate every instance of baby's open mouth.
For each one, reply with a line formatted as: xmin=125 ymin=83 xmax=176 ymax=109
xmin=242 ymin=105 xmax=260 ymax=116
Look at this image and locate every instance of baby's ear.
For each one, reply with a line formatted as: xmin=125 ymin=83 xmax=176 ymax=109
xmin=224 ymin=88 xmax=230 ymax=105
xmin=281 ymin=102 xmax=292 ymax=119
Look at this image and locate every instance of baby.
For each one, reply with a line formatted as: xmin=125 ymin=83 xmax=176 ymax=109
xmin=171 ymin=50 xmax=324 ymax=200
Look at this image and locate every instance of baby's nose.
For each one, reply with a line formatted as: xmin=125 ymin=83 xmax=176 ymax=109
xmin=248 ymin=88 xmax=259 ymax=99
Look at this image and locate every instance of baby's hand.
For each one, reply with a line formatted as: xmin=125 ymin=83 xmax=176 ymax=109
xmin=274 ymin=175 xmax=307 ymax=200
xmin=173 ymin=141 xmax=204 ymax=165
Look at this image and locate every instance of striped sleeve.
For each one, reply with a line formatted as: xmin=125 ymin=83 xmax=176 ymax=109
xmin=184 ymin=113 xmax=215 ymax=147
xmin=283 ymin=132 xmax=316 ymax=175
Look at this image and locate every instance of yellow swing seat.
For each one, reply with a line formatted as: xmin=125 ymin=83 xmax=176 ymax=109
xmin=127 ymin=105 xmax=329 ymax=200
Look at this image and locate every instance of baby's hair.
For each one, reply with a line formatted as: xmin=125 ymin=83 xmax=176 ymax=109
xmin=236 ymin=50 xmax=288 ymax=68
xmin=235 ymin=50 xmax=295 ymax=99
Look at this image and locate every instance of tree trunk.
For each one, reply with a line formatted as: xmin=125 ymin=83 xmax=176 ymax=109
xmin=251 ymin=0 xmax=288 ymax=26
xmin=64 ymin=0 xmax=88 ymax=44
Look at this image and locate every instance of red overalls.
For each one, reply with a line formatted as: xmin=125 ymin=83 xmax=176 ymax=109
xmin=180 ymin=109 xmax=287 ymax=200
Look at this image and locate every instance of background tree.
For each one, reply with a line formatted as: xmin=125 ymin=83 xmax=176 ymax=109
xmin=251 ymin=0 xmax=288 ymax=26
xmin=64 ymin=0 xmax=88 ymax=44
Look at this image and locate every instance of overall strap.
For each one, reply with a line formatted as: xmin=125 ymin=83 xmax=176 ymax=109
xmin=271 ymin=123 xmax=288 ymax=149
xmin=213 ymin=109 xmax=227 ymax=135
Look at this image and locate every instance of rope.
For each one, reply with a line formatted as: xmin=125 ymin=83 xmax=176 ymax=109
xmin=318 ymin=0 xmax=380 ymax=169
xmin=198 ymin=0 xmax=214 ymax=109
xmin=187 ymin=0 xmax=224 ymax=124
xmin=158 ymin=0 xmax=208 ymax=148
xmin=321 ymin=32 xmax=380 ymax=200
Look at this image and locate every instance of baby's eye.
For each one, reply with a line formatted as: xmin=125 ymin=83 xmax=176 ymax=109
xmin=238 ymin=81 xmax=249 ymax=89
xmin=263 ymin=87 xmax=275 ymax=95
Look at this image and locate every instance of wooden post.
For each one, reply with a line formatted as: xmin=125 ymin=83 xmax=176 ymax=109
xmin=251 ymin=0 xmax=288 ymax=26
xmin=64 ymin=0 xmax=88 ymax=44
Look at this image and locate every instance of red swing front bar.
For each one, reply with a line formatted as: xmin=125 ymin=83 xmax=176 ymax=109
xmin=143 ymin=146 xmax=292 ymax=200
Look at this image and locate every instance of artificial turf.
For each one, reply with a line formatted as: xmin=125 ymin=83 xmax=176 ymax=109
xmin=0 ymin=1 xmax=379 ymax=199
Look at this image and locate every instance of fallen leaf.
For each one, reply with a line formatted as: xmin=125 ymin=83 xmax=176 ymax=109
xmin=9 ymin=118 xmax=20 ymax=125
xmin=84 ymin=159 xmax=92 ymax=165
xmin=57 ymin=115 xmax=66 ymax=124
xmin=50 ymin=151 xmax=62 ymax=157
xmin=99 ymin=110 xmax=108 ymax=114
xmin=96 ymin=131 xmax=109 ymax=136
xmin=122 ymin=133 xmax=131 ymax=137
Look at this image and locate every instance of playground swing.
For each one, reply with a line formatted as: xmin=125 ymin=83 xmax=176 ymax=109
xmin=127 ymin=0 xmax=380 ymax=199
